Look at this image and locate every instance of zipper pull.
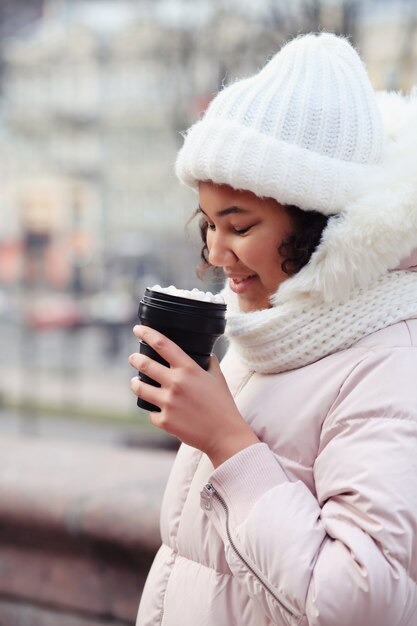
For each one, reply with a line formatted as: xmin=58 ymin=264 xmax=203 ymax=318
xmin=200 ymin=482 xmax=216 ymax=511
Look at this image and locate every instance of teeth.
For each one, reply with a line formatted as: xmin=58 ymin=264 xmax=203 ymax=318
xmin=233 ymin=276 xmax=250 ymax=284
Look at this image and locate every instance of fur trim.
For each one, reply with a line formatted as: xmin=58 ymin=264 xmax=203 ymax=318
xmin=274 ymin=90 xmax=417 ymax=306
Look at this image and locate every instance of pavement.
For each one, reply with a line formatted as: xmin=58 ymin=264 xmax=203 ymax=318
xmin=0 ymin=433 xmax=176 ymax=623
xmin=0 ymin=434 xmax=176 ymax=552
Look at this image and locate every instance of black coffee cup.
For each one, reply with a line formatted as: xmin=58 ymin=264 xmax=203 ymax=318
xmin=136 ymin=288 xmax=226 ymax=412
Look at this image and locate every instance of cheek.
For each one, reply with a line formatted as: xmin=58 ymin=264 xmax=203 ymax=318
xmin=258 ymin=238 xmax=288 ymax=283
xmin=243 ymin=240 xmax=277 ymax=271
xmin=258 ymin=235 xmax=282 ymax=264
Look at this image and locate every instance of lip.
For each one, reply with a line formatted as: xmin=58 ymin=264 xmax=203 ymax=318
xmin=228 ymin=274 xmax=256 ymax=294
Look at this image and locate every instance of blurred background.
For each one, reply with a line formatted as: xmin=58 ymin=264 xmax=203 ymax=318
xmin=0 ymin=0 xmax=417 ymax=442
xmin=0 ymin=0 xmax=416 ymax=624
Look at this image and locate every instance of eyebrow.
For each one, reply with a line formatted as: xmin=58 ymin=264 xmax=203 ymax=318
xmin=198 ymin=204 xmax=249 ymax=218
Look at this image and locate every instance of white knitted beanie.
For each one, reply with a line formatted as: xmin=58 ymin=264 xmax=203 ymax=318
xmin=176 ymin=32 xmax=417 ymax=305
xmin=175 ymin=32 xmax=384 ymax=215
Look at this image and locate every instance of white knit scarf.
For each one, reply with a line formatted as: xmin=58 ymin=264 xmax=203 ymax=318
xmin=223 ymin=271 xmax=417 ymax=375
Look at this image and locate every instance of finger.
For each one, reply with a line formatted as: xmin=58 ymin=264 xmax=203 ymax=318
xmin=128 ymin=352 xmax=171 ymax=386
xmin=133 ymin=325 xmax=195 ymax=369
xmin=207 ymin=354 xmax=225 ymax=380
xmin=130 ymin=375 xmax=164 ymax=407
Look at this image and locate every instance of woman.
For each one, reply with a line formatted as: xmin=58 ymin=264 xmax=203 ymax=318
xmin=129 ymin=33 xmax=417 ymax=625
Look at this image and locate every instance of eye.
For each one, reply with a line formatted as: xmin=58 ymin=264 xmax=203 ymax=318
xmin=233 ymin=225 xmax=251 ymax=235
xmin=207 ymin=222 xmax=216 ymax=231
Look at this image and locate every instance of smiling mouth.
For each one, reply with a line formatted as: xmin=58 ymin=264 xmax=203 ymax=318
xmin=231 ymin=276 xmax=254 ymax=283
xmin=229 ymin=275 xmax=256 ymax=294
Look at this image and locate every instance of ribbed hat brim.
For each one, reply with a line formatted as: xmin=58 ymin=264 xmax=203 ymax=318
xmin=175 ymin=118 xmax=375 ymax=215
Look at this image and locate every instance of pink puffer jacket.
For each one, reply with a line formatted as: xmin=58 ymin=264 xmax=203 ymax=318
xmin=137 ymin=318 xmax=417 ymax=626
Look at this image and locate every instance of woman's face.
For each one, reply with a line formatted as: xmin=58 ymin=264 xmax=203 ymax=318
xmin=198 ymin=181 xmax=295 ymax=313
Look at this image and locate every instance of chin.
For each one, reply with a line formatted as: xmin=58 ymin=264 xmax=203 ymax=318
xmin=238 ymin=296 xmax=271 ymax=313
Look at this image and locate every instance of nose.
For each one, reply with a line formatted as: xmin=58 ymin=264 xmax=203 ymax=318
xmin=207 ymin=233 xmax=236 ymax=268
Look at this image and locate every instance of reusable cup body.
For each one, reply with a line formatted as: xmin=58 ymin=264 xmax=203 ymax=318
xmin=137 ymin=288 xmax=226 ymax=412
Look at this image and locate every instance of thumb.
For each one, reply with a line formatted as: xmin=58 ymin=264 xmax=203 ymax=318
xmin=208 ymin=353 xmax=225 ymax=380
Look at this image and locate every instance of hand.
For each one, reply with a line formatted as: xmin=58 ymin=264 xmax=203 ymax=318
xmin=129 ymin=325 xmax=259 ymax=467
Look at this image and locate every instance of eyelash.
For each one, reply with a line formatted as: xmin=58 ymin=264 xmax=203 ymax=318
xmin=206 ymin=223 xmax=251 ymax=235
xmin=234 ymin=226 xmax=251 ymax=235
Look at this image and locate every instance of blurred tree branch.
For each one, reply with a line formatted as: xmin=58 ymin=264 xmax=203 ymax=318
xmin=398 ymin=6 xmax=417 ymax=89
xmin=169 ymin=0 xmax=364 ymax=138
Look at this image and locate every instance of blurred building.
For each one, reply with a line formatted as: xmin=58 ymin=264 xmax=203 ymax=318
xmin=361 ymin=0 xmax=417 ymax=89
xmin=0 ymin=1 xmax=198 ymax=293
xmin=0 ymin=0 xmax=44 ymax=41
xmin=0 ymin=0 xmax=416 ymax=293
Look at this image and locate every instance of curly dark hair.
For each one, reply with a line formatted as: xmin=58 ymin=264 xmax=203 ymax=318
xmin=196 ymin=205 xmax=329 ymax=279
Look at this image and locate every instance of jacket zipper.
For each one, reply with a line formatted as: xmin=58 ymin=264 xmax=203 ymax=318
xmin=159 ymin=370 xmax=260 ymax=624
xmin=201 ymin=483 xmax=301 ymax=622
